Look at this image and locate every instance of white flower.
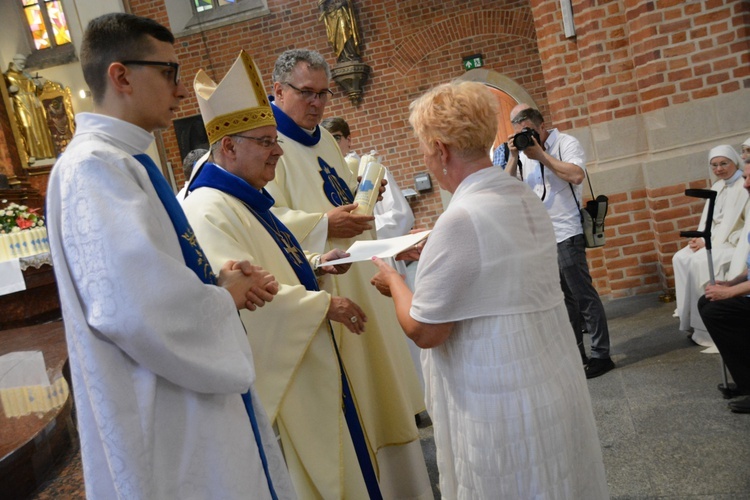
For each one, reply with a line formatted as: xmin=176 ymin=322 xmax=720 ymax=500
xmin=38 ymin=219 xmax=45 ymax=226
xmin=11 ymin=226 xmax=21 ymax=233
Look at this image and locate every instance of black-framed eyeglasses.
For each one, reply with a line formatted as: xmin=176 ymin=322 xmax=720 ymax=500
xmin=232 ymin=134 xmax=283 ymax=148
xmin=120 ymin=60 xmax=181 ymax=86
xmin=331 ymin=134 xmax=344 ymax=142
xmin=282 ymin=82 xmax=333 ymax=102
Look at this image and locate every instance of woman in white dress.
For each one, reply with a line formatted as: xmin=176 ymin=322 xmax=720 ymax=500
xmin=370 ymin=81 xmax=609 ymax=499
xmin=673 ymin=145 xmax=748 ymax=347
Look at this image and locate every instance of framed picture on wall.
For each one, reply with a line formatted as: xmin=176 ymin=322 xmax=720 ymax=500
xmin=39 ymin=81 xmax=75 ymax=157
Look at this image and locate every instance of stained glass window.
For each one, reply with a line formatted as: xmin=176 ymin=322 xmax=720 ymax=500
xmin=193 ymin=0 xmax=240 ymax=14
xmin=194 ymin=0 xmax=212 ymax=12
xmin=20 ymin=0 xmax=72 ymax=51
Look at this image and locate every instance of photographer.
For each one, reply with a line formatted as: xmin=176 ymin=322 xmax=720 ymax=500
xmin=506 ymin=105 xmax=614 ymax=379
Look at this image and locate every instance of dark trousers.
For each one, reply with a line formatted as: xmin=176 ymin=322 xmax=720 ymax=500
xmin=558 ymin=234 xmax=611 ymax=360
xmin=698 ymin=294 xmax=750 ymax=392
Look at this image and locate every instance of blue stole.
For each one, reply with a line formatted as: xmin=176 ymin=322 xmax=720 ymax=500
xmin=134 ymin=154 xmax=279 ymax=500
xmin=191 ymin=163 xmax=318 ymax=290
xmin=191 ymin=162 xmax=382 ymax=499
xmin=270 ymin=98 xmax=321 ymax=147
xmin=134 ymin=155 xmax=216 ymax=285
xmin=271 ymin=101 xmax=355 ymax=207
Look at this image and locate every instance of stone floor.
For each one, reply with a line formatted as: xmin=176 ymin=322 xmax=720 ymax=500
xmin=30 ymin=292 xmax=750 ymax=499
xmin=583 ymin=293 xmax=750 ymax=499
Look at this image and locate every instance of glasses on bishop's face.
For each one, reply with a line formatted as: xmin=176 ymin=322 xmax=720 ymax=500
xmin=120 ymin=60 xmax=181 ymax=86
xmin=282 ymin=82 xmax=334 ymax=102
xmin=232 ymin=134 xmax=283 ymax=148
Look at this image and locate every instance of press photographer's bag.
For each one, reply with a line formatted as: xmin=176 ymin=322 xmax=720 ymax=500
xmin=570 ymin=176 xmax=608 ymax=248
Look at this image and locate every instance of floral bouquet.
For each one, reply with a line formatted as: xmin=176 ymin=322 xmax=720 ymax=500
xmin=0 ymin=200 xmax=45 ymax=234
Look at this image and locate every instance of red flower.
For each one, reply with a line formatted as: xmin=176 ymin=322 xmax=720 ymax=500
xmin=16 ymin=217 xmax=33 ymax=229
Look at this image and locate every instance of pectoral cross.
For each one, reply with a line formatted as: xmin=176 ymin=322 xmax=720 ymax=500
xmin=279 ymin=233 xmax=304 ymax=267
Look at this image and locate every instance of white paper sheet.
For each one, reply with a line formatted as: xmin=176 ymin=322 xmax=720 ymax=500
xmin=0 ymin=258 xmax=25 ymax=296
xmin=0 ymin=351 xmax=50 ymax=389
xmin=317 ymin=230 xmax=431 ymax=267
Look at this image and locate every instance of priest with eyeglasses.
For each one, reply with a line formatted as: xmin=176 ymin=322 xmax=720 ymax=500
xmin=180 ymin=50 xmax=383 ymax=499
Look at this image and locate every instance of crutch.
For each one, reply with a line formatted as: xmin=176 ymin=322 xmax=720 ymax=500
xmin=680 ymin=188 xmax=734 ymax=397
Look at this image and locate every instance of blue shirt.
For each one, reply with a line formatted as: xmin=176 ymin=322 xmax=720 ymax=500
xmin=492 ymin=143 xmax=508 ymax=169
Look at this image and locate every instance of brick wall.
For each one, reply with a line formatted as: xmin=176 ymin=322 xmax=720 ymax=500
xmin=124 ymin=0 xmax=749 ymax=300
xmin=594 ymin=183 xmax=708 ymax=299
xmin=526 ymin=0 xmax=748 ymax=298
xmin=531 ymin=0 xmax=749 ymax=129
xmin=128 ymin=0 xmax=548 ymax=232
xmin=649 ymin=180 xmax=712 ymax=289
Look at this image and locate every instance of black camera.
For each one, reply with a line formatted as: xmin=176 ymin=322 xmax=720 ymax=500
xmin=512 ymin=127 xmax=541 ymax=151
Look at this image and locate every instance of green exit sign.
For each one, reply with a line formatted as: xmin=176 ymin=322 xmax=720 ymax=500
xmin=462 ymin=54 xmax=484 ymax=71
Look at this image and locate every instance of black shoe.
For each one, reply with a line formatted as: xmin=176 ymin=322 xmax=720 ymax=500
xmin=585 ymin=357 xmax=615 ymax=379
xmin=728 ymin=396 xmax=750 ymax=414
xmin=718 ymin=383 xmax=740 ymax=399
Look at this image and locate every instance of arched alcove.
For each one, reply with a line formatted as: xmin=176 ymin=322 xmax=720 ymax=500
xmin=457 ymin=68 xmax=538 ymax=147
xmin=433 ymin=69 xmax=539 ymax=210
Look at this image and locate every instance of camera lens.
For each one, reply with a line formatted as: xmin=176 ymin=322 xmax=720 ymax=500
xmin=513 ymin=132 xmax=531 ymax=151
xmin=513 ymin=128 xmax=538 ymax=151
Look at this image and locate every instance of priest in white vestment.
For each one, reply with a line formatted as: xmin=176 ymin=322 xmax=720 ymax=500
xmin=180 ymin=50 xmax=380 ymax=499
xmin=265 ymin=49 xmax=432 ymax=499
xmin=673 ymin=145 xmax=749 ymax=347
xmin=371 ymin=81 xmax=609 ymax=499
xmin=320 ymin=116 xmax=424 ymax=389
xmin=45 ymin=14 xmax=293 ymax=499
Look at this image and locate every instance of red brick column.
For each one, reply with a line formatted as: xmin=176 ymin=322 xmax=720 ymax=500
xmin=530 ymin=0 xmax=749 ymax=126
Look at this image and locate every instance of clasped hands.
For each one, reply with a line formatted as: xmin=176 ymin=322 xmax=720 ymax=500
xmin=218 ymin=260 xmax=279 ymax=311
xmin=704 ymin=282 xmax=730 ymax=301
